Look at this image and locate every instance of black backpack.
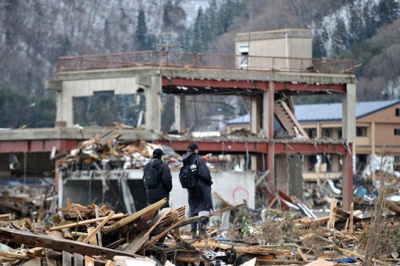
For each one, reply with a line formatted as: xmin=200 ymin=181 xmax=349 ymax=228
xmin=179 ymin=162 xmax=198 ymax=189
xmin=143 ymin=160 xmax=158 ymax=189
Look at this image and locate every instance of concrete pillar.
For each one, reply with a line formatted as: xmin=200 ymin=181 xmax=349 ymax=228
xmin=250 ymin=96 xmax=262 ymax=134
xmin=262 ymin=90 xmax=269 ymax=138
xmin=145 ymin=75 xmax=162 ymax=133
xmin=61 ymin=93 xmax=74 ymax=127
xmin=371 ymin=122 xmax=375 ymax=155
xmin=342 ymin=84 xmax=356 ymax=143
xmin=316 ymin=123 xmax=322 ymax=138
xmin=342 ymin=83 xmax=356 ymax=211
xmin=55 ymin=90 xmax=64 ymax=126
xmin=174 ymin=96 xmax=185 ymax=133
xmin=342 ymin=145 xmax=353 ymax=211
xmin=267 ymin=82 xmax=275 ymax=186
xmin=275 ymin=155 xmax=287 ymax=192
xmin=371 ymin=122 xmax=376 ymax=181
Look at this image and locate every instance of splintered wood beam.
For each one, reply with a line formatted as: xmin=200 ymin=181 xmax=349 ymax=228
xmin=349 ymin=202 xmax=354 ymax=234
xmin=49 ymin=213 xmax=125 ymax=231
xmin=125 ymin=208 xmax=171 ymax=254
xmin=0 ymin=228 xmax=137 ymax=260
xmin=328 ymin=198 xmax=336 ymax=229
xmin=103 ymin=198 xmax=167 ymax=234
xmin=85 ymin=256 xmax=95 ymax=266
xmin=144 ymin=218 xmax=185 ymax=250
xmin=82 ymin=212 xmax=113 ymax=244
xmin=0 ymin=214 xmax=12 ymax=221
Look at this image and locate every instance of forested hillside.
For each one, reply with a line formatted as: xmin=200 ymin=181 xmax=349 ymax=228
xmin=1 ymin=0 xmax=400 ymax=129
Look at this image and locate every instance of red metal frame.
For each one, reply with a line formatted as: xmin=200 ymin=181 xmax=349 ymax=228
xmin=162 ymin=77 xmax=268 ymax=91
xmin=274 ymin=83 xmax=346 ymax=93
xmin=162 ymin=78 xmax=347 ymax=94
xmin=0 ymin=140 xmax=79 ymax=153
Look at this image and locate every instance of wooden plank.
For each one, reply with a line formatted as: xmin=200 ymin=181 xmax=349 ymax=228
xmin=103 ymin=198 xmax=167 ymax=234
xmin=350 ymin=202 xmax=354 ymax=234
xmin=86 ymin=227 xmax=97 ymax=245
xmin=73 ymin=253 xmax=84 ymax=266
xmin=0 ymin=228 xmax=137 ymax=260
xmin=328 ymin=198 xmax=336 ymax=229
xmin=386 ymin=200 xmax=400 ymax=213
xmin=0 ymin=214 xmax=12 ymax=221
xmin=213 ymin=192 xmax=232 ymax=207
xmin=85 ymin=255 xmax=95 ymax=266
xmin=0 ymin=250 xmax=30 ymax=260
xmin=95 ymin=205 xmax=103 ymax=247
xmin=27 ymin=247 xmax=43 ymax=257
xmin=82 ymin=212 xmax=113 ymax=244
xmin=105 ymin=260 xmax=115 ymax=266
xmin=125 ymin=208 xmax=171 ymax=254
xmin=145 ymin=217 xmax=185 ymax=250
xmin=49 ymin=213 xmax=125 ymax=231
xmin=62 ymin=251 xmax=72 ymax=266
xmin=296 ymin=247 xmax=307 ymax=262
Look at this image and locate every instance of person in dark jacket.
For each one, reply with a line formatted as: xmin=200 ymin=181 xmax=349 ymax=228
xmin=182 ymin=142 xmax=213 ymax=237
xmin=143 ymin=148 xmax=173 ymax=207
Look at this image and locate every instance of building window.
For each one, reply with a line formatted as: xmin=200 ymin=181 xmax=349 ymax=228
xmin=239 ymin=44 xmax=249 ymax=69
xmin=396 ymin=108 xmax=400 ymax=117
xmin=338 ymin=129 xmax=342 ymax=139
xmin=356 ymin=127 xmax=367 ymax=137
xmin=322 ymin=128 xmax=332 ymax=138
xmin=307 ymin=128 xmax=317 ymax=139
xmin=394 ymin=156 xmax=400 ymax=172
xmin=308 ymin=155 xmax=317 ymax=172
xmin=395 ymin=129 xmax=400 ymax=136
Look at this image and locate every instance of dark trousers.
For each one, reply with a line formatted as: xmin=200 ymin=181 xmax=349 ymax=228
xmin=190 ymin=213 xmax=208 ymax=235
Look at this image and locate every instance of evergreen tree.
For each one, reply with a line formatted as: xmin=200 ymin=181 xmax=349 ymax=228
xmin=104 ymin=19 xmax=112 ymax=51
xmin=348 ymin=3 xmax=363 ymax=45
xmin=136 ymin=8 xmax=148 ymax=50
xmin=376 ymin=0 xmax=400 ymax=26
xmin=162 ymin=1 xmax=173 ymax=31
xmin=208 ymin=0 xmax=218 ymax=39
xmin=362 ymin=4 xmax=377 ymax=39
xmin=192 ymin=8 xmax=204 ymax=52
xmin=331 ymin=18 xmax=350 ymax=56
xmin=312 ymin=33 xmax=327 ymax=58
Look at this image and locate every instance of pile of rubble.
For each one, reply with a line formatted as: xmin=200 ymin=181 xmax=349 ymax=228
xmin=2 ymin=182 xmax=400 ymax=265
xmin=64 ymin=136 xmax=182 ymax=171
xmin=0 ymin=180 xmax=56 ymax=219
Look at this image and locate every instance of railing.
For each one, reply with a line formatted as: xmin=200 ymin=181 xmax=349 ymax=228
xmin=57 ymin=50 xmax=355 ymax=74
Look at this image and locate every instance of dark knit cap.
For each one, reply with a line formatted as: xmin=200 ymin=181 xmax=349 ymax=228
xmin=153 ymin=148 xmax=164 ymax=159
xmin=188 ymin=142 xmax=199 ymax=151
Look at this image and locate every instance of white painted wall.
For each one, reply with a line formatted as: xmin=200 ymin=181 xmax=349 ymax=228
xmin=169 ymin=171 xmax=256 ymax=210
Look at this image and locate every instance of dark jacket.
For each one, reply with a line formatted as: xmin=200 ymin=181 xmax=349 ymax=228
xmin=182 ymin=152 xmax=213 ymax=214
xmin=143 ymin=159 xmax=173 ymax=204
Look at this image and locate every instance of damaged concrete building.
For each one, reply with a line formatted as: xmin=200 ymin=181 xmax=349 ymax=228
xmin=0 ymin=28 xmax=357 ymax=211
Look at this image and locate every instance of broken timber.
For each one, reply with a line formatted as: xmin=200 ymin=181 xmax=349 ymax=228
xmin=0 ymin=228 xmax=137 ymax=260
xmin=103 ymin=198 xmax=167 ymax=234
